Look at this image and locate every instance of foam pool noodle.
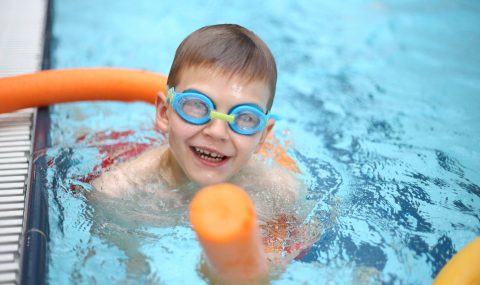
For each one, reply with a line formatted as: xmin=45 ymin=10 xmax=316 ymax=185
xmin=189 ymin=183 xmax=269 ymax=283
xmin=433 ymin=237 xmax=480 ymax=285
xmin=0 ymin=68 xmax=167 ymax=113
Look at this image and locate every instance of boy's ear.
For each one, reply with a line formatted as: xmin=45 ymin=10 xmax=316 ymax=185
xmin=155 ymin=92 xmax=170 ymax=132
xmin=255 ymin=118 xmax=275 ymax=153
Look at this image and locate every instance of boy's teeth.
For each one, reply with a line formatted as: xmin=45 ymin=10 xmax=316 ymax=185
xmin=194 ymin=147 xmax=224 ymax=159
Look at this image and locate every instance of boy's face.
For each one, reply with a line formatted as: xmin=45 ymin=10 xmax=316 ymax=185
xmin=156 ymin=66 xmax=274 ymax=186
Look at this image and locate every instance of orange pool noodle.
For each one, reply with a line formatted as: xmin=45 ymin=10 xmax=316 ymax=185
xmin=433 ymin=237 xmax=480 ymax=285
xmin=189 ymin=183 xmax=268 ymax=283
xmin=0 ymin=68 xmax=167 ymax=113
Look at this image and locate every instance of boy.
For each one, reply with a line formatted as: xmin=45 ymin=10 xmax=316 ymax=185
xmin=91 ymin=24 xmax=317 ymax=263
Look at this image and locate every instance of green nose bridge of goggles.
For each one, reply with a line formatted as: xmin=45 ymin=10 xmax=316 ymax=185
xmin=209 ymin=110 xmax=234 ymax=123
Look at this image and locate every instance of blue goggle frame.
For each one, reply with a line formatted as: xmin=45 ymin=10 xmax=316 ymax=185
xmin=167 ymin=87 xmax=270 ymax=136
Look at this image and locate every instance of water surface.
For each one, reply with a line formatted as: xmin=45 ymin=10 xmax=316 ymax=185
xmin=47 ymin=0 xmax=480 ymax=284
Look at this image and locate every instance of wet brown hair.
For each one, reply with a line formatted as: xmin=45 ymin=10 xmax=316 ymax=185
xmin=167 ymin=24 xmax=277 ymax=112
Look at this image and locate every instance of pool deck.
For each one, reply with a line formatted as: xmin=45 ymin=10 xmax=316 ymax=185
xmin=0 ymin=0 xmax=48 ymax=284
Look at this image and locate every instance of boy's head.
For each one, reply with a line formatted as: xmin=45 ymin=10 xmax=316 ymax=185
xmin=157 ymin=24 xmax=277 ymax=186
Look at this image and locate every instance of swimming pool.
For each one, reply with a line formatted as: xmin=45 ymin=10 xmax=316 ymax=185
xmin=43 ymin=0 xmax=480 ymax=284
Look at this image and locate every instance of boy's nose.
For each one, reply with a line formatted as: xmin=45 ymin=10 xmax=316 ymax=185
xmin=202 ymin=119 xmax=230 ymax=141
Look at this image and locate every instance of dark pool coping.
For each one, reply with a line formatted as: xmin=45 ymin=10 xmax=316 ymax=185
xmin=20 ymin=0 xmax=54 ymax=284
xmin=21 ymin=108 xmax=50 ymax=285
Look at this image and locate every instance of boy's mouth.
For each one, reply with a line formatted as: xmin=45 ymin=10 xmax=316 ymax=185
xmin=191 ymin=146 xmax=229 ymax=164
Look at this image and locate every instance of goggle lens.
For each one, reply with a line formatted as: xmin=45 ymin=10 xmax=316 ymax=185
xmin=234 ymin=110 xmax=261 ymax=130
xmin=179 ymin=96 xmax=210 ymax=119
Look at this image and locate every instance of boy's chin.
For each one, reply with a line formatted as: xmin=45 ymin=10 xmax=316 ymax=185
xmin=189 ymin=174 xmax=232 ymax=188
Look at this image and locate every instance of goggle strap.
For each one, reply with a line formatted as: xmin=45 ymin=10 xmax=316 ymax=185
xmin=269 ymin=113 xmax=281 ymax=121
xmin=166 ymin=87 xmax=175 ymax=103
xmin=210 ymin=111 xmax=234 ymax=123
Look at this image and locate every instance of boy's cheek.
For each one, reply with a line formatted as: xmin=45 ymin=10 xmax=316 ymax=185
xmin=239 ymin=136 xmax=264 ymax=158
xmin=254 ymin=120 xmax=274 ymax=153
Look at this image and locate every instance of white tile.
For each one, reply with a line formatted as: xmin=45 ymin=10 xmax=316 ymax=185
xmin=0 ymin=183 xmax=24 ymax=189
xmin=0 ymin=177 xmax=25 ymax=183
xmin=0 ymin=203 xmax=24 ymax=210
xmin=0 ymin=219 xmax=22 ymax=227
xmin=0 ymin=146 xmax=30 ymax=153
xmin=0 ymin=163 xmax=28 ymax=170
xmin=0 ymin=170 xmax=28 ymax=176
xmin=0 ymin=196 xmax=24 ymax=203
xmin=0 ymin=244 xmax=19 ymax=254
xmin=0 ymin=272 xmax=16 ymax=282
xmin=0 ymin=189 xmax=24 ymax=196
xmin=0 ymin=152 xmax=25 ymax=158
xmin=0 ymin=158 xmax=28 ymax=164
xmin=0 ymin=227 xmax=22 ymax=235
xmin=0 ymin=253 xmax=15 ymax=262
xmin=0 ymin=211 xmax=23 ymax=219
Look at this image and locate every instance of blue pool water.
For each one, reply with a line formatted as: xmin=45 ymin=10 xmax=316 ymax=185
xmin=46 ymin=0 xmax=480 ymax=284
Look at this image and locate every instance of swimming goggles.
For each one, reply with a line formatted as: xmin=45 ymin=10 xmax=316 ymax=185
xmin=166 ymin=87 xmax=270 ymax=136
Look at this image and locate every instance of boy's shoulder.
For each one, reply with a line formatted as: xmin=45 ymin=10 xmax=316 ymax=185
xmin=91 ymin=145 xmax=167 ymax=196
xmin=241 ymin=157 xmax=301 ymax=192
xmin=233 ymin=157 xmax=301 ymax=218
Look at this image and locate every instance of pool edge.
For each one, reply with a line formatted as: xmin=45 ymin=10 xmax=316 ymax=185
xmin=19 ymin=0 xmax=53 ymax=284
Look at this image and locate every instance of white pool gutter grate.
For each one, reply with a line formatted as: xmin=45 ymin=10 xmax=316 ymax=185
xmin=0 ymin=0 xmax=48 ymax=284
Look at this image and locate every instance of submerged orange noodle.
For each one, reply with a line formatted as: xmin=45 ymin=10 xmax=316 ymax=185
xmin=189 ymin=183 xmax=269 ymax=283
xmin=257 ymin=132 xmax=301 ymax=174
